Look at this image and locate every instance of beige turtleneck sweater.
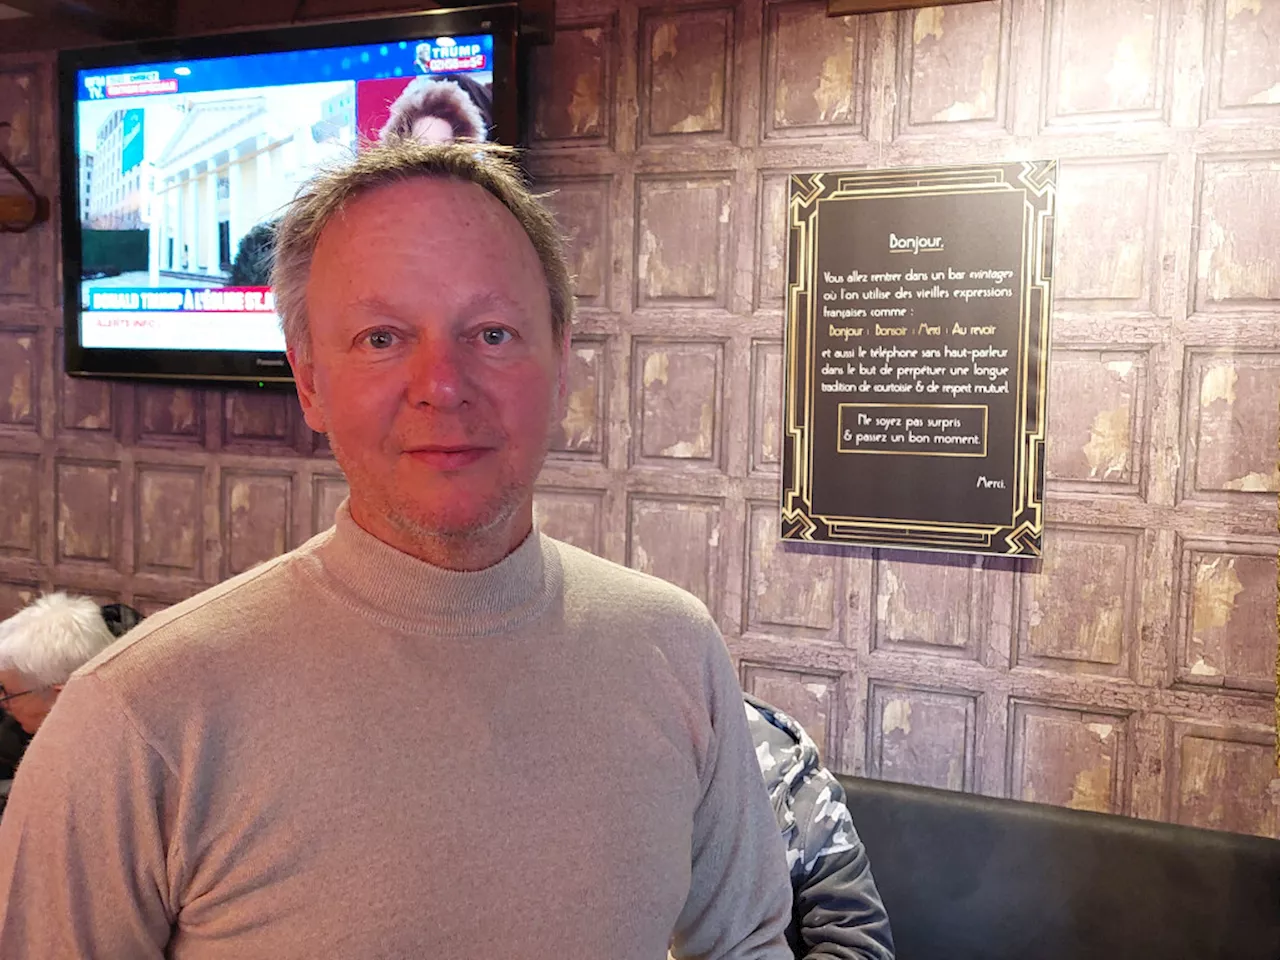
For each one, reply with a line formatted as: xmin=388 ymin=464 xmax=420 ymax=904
xmin=0 ymin=504 xmax=792 ymax=959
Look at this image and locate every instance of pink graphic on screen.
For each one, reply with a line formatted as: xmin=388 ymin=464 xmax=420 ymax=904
xmin=356 ymin=77 xmax=416 ymax=141
xmin=356 ymin=75 xmax=493 ymax=146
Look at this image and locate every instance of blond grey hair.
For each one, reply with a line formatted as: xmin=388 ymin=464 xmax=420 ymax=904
xmin=271 ymin=139 xmax=573 ymax=361
xmin=0 ymin=592 xmax=115 ymax=686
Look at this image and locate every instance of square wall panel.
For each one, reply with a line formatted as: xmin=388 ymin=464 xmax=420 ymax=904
xmin=55 ymin=459 xmax=119 ymax=566
xmin=1008 ymin=700 xmax=1129 ymax=814
xmin=1016 ymin=525 xmax=1142 ymax=678
xmin=311 ymin=474 xmax=349 ymax=536
xmin=538 ymin=177 xmax=612 ymax=309
xmin=1043 ymin=0 xmax=1170 ymax=126
xmin=136 ymin=385 xmax=205 ymax=446
xmin=742 ymin=662 xmax=842 ymax=765
xmin=743 ymin=501 xmax=839 ymax=642
xmin=0 ymin=328 xmax=38 ymax=432
xmin=551 ymin=336 xmax=608 ymax=461
xmin=1169 ymin=723 xmax=1278 ymax=837
xmin=631 ymin=339 xmax=724 ymax=469
xmin=221 ymin=471 xmax=292 ymax=578
xmin=1054 ymin=159 xmax=1162 ymax=311
xmin=872 ymin=551 xmax=980 ymax=660
xmin=534 ymin=487 xmax=605 ymax=556
xmin=635 ymin=176 xmax=733 ymax=308
xmin=1181 ymin=351 xmax=1280 ymax=501
xmin=762 ymin=0 xmax=865 ymax=139
xmin=1176 ymin=541 xmax=1277 ymax=693
xmin=135 ymin=465 xmax=204 ymax=577
xmin=1193 ymin=156 xmax=1280 ymax=311
xmin=897 ymin=1 xmax=1010 ymax=134
xmin=867 ymin=681 xmax=977 ymax=792
xmin=1046 ymin=348 xmax=1148 ymax=497
xmin=627 ymin=494 xmax=724 ymax=614
xmin=749 ymin=340 xmax=784 ymax=476
xmin=529 ymin=19 xmax=614 ymax=147
xmin=639 ymin=6 xmax=734 ymax=142
xmin=0 ymin=453 xmax=39 ymax=559
xmin=1205 ymin=0 xmax=1280 ymax=120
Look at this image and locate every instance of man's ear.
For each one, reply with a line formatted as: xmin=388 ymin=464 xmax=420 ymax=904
xmin=555 ymin=327 xmax=572 ymax=415
xmin=289 ymin=344 xmax=329 ymax=435
xmin=51 ymin=683 xmax=65 ymax=695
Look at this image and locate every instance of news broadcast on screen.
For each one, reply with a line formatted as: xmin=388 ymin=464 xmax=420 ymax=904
xmin=74 ymin=34 xmax=495 ymax=353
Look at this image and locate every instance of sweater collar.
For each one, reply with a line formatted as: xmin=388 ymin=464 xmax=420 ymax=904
xmin=308 ymin=500 xmax=560 ymax=636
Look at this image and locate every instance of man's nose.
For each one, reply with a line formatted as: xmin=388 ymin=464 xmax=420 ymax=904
xmin=405 ymin=341 xmax=471 ymax=410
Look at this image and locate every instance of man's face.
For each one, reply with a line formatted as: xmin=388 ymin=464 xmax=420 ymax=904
xmin=0 ymin=668 xmax=57 ymax=735
xmin=291 ymin=176 xmax=568 ymax=564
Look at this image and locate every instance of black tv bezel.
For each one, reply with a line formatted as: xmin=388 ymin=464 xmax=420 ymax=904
xmin=58 ymin=4 xmax=520 ymax=387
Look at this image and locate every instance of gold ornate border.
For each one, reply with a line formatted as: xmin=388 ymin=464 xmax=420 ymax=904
xmin=781 ymin=161 xmax=1056 ymax=557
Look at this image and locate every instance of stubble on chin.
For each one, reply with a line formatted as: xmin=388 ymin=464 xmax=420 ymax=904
xmin=328 ymin=430 xmax=537 ymax=563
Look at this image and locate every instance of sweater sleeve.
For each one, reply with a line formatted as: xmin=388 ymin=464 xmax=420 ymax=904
xmin=0 ymin=672 xmax=173 ymax=957
xmin=670 ymin=629 xmax=794 ymax=960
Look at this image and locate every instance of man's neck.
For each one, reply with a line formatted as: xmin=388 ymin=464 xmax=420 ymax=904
xmin=348 ymin=501 xmax=533 ymax=572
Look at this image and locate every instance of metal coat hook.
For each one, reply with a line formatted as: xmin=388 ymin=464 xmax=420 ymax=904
xmin=0 ymin=121 xmax=49 ymax=234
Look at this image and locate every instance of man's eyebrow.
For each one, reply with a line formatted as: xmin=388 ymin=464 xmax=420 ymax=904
xmin=345 ymin=291 xmax=530 ymax=321
xmin=457 ymin=290 xmax=527 ymax=317
xmin=455 ymin=291 xmax=529 ymax=325
xmin=349 ymin=295 xmax=403 ymax=317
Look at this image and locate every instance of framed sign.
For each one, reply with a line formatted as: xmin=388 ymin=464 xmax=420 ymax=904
xmin=781 ymin=161 xmax=1057 ymax=557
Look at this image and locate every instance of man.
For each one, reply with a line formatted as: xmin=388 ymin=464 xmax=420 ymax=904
xmin=0 ymin=592 xmax=135 ymax=735
xmin=747 ymin=695 xmax=894 ymax=959
xmin=0 ymin=141 xmax=793 ymax=959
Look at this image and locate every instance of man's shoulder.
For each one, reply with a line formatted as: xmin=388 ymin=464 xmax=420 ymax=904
xmin=547 ymin=536 xmax=716 ymax=627
xmin=76 ymin=536 xmax=324 ymax=685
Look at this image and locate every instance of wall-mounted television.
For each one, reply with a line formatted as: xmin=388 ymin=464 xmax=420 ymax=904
xmin=58 ymin=5 xmax=519 ymax=385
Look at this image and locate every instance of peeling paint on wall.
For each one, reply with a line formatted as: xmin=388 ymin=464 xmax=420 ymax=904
xmin=1223 ymin=469 xmax=1279 ymax=492
xmin=667 ymin=69 xmax=724 ymax=134
xmin=1193 ymin=556 xmax=1244 ymax=637
xmin=1083 ymin=406 xmax=1131 ymax=480
xmin=1104 ymin=36 xmax=1152 ymax=107
xmin=7 ymin=373 xmax=31 ymax=424
xmin=914 ymin=7 xmax=946 ymax=44
xmin=812 ymin=53 xmax=854 ymax=122
xmin=1247 ymin=83 xmax=1280 ymax=105
xmin=1200 ymin=365 xmax=1238 ymax=407
xmin=1069 ymin=762 xmax=1112 ymax=811
xmin=567 ymin=73 xmax=602 ymax=136
xmin=643 ymin=351 xmax=668 ymax=388
xmin=652 ymin=22 xmax=679 ymax=62
xmin=1226 ymin=0 xmax=1262 ymax=18
xmin=931 ymin=53 xmax=996 ymax=122
xmin=883 ymin=698 xmax=913 ymax=736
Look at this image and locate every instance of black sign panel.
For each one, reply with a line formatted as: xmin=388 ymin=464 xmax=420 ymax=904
xmin=781 ymin=162 xmax=1057 ymax=557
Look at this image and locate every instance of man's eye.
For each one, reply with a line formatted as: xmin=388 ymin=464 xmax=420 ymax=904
xmin=480 ymin=328 xmax=512 ymax=346
xmin=366 ymin=330 xmax=397 ymax=349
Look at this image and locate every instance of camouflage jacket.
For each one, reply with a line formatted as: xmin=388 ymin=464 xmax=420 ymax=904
xmin=745 ymin=694 xmax=895 ymax=960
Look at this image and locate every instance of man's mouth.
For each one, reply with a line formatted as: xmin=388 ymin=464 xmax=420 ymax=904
xmin=404 ymin=445 xmax=493 ymax=470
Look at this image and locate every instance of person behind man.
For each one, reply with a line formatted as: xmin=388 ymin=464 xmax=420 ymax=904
xmin=0 ymin=592 xmax=136 ymax=736
xmin=747 ymin=695 xmax=894 ymax=959
xmin=0 ymin=141 xmax=794 ymax=959
xmin=0 ymin=593 xmax=139 ymax=817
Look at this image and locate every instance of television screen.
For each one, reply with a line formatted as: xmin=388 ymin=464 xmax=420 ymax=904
xmin=58 ymin=6 xmax=518 ymax=384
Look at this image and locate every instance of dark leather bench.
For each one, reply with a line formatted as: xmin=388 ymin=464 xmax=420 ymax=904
xmin=839 ymin=774 xmax=1280 ymax=960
